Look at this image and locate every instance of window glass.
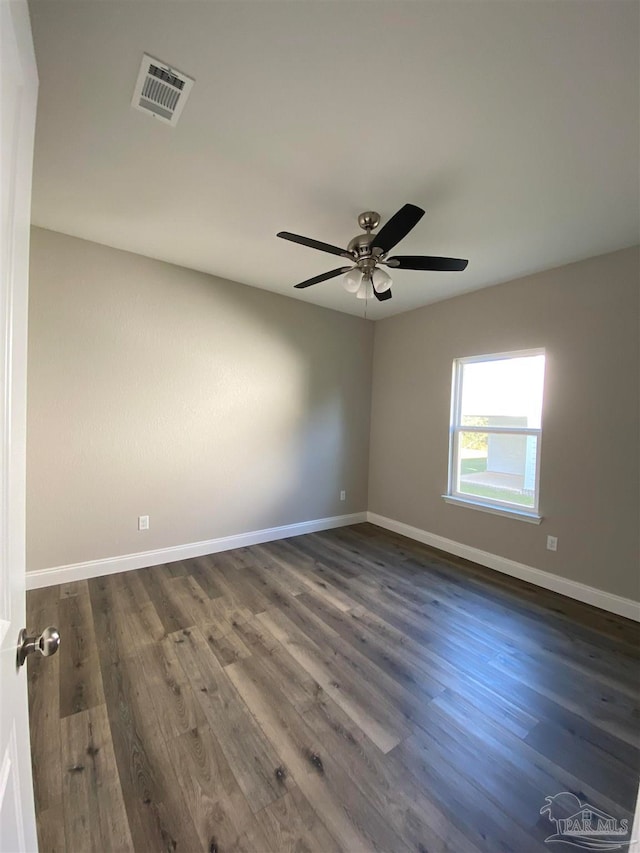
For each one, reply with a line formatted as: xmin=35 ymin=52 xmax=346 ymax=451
xmin=455 ymin=431 xmax=538 ymax=509
xmin=460 ymin=355 xmax=545 ymax=429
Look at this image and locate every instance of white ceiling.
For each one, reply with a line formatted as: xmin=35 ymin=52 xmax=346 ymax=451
xmin=28 ymin=1 xmax=639 ymax=319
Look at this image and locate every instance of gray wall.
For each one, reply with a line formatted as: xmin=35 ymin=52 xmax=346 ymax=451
xmin=368 ymin=246 xmax=639 ymax=601
xmin=27 ymin=227 xmax=373 ymax=571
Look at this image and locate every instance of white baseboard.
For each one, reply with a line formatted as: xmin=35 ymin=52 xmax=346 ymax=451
xmin=25 ymin=512 xmax=368 ymax=590
xmin=367 ymin=512 xmax=640 ymax=623
xmin=26 ymin=509 xmax=640 ymax=623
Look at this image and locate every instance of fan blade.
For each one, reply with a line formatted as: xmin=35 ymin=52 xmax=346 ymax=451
xmin=371 ymin=204 xmax=425 ymax=253
xmin=294 ymin=267 xmax=352 ymax=289
xmin=387 ymin=255 xmax=468 ymax=271
xmin=374 ymin=287 xmax=392 ymax=301
xmin=277 ymin=231 xmax=350 ymax=259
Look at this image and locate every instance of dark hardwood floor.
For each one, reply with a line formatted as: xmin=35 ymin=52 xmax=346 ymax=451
xmin=27 ymin=523 xmax=639 ymax=852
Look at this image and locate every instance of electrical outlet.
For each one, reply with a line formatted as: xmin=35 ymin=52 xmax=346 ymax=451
xmin=546 ymin=535 xmax=558 ymax=552
xmin=340 ymin=490 xmax=346 ymax=501
xmin=138 ymin=515 xmax=149 ymax=531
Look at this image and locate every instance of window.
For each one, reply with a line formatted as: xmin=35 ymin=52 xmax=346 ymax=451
xmin=445 ymin=349 xmax=546 ymax=522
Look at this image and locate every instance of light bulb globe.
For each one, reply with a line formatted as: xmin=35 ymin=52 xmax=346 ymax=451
xmin=372 ymin=267 xmax=392 ymax=294
xmin=342 ymin=269 xmax=362 ymax=293
xmin=356 ymin=278 xmax=375 ymax=300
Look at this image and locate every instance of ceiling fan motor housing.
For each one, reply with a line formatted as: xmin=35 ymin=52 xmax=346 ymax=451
xmin=348 ymin=232 xmax=376 ymax=259
xmin=348 ymin=212 xmax=386 ymax=268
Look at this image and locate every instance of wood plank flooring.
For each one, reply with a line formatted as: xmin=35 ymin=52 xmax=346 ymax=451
xmin=27 ymin=523 xmax=640 ymax=852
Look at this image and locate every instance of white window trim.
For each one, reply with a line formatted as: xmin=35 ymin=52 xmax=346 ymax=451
xmin=442 ymin=495 xmax=542 ymax=524
xmin=445 ymin=348 xmax=545 ymax=522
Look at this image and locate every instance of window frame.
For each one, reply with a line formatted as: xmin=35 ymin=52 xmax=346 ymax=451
xmin=445 ymin=348 xmax=545 ymax=523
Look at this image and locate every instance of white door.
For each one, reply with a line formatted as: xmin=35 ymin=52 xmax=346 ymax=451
xmin=0 ymin=1 xmax=39 ymax=850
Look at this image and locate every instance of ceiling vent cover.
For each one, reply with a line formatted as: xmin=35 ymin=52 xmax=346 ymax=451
xmin=131 ymin=54 xmax=194 ymax=126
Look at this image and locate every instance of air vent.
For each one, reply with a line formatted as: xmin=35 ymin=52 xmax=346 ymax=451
xmin=131 ymin=54 xmax=194 ymax=127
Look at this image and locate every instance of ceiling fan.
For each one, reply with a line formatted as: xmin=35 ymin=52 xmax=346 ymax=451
xmin=277 ymin=203 xmax=468 ymax=302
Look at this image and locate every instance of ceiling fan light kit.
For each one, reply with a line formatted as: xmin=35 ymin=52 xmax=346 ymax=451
xmin=343 ymin=266 xmax=392 ymax=298
xmin=277 ymin=204 xmax=469 ymax=303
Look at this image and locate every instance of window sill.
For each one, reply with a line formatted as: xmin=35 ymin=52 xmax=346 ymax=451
xmin=442 ymin=495 xmax=542 ymax=524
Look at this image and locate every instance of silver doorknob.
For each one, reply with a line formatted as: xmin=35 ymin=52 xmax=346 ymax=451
xmin=17 ymin=626 xmax=60 ymax=667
